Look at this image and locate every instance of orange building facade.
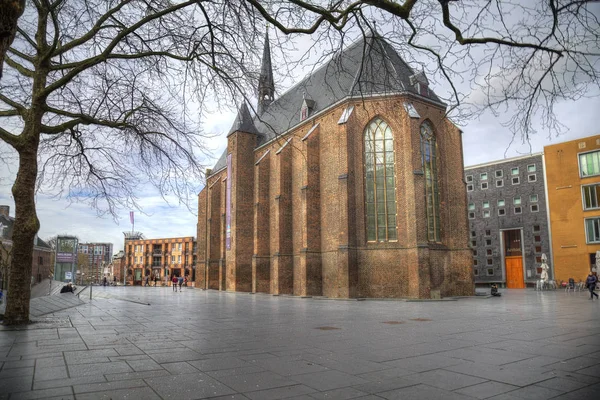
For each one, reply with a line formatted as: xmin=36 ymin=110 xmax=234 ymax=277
xmin=544 ymin=135 xmax=600 ymax=281
xmin=124 ymin=236 xmax=196 ymax=286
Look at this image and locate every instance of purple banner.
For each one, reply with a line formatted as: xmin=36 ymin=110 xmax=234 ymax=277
xmin=226 ymin=153 xmax=232 ymax=250
xmin=56 ymin=252 xmax=75 ymax=263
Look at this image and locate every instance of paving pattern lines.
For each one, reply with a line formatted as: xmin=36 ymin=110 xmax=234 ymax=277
xmin=0 ymin=287 xmax=598 ymax=399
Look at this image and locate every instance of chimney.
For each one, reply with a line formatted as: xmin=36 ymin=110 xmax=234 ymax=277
xmin=0 ymin=205 xmax=9 ymax=217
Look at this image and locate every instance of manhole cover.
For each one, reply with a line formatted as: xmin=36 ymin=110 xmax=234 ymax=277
xmin=410 ymin=318 xmax=432 ymax=322
xmin=315 ymin=326 xmax=340 ymax=330
xmin=382 ymin=321 xmax=405 ymax=325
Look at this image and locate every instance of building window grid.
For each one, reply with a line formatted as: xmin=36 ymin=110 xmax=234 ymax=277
xmin=421 ymin=121 xmax=441 ymax=242
xmin=514 ymin=206 xmax=522 ymax=214
xmin=530 ymin=204 xmax=539 ymax=212
xmin=481 ymin=182 xmax=488 ymax=190
xmin=530 ymin=194 xmax=538 ymax=203
xmin=466 ymin=175 xmax=473 ymax=183
xmin=496 ymin=180 xmax=504 ymax=187
xmin=483 ymin=210 xmax=490 ymax=218
xmin=365 ymin=118 xmax=397 ymax=242
xmin=483 ymin=201 xmax=490 ymax=209
xmin=511 ymin=167 xmax=519 ymax=175
xmin=495 ymin=170 xmax=503 ymax=178
xmin=480 ymin=172 xmax=488 ymax=181
xmin=468 ymin=203 xmax=475 ymax=210
xmin=512 ymin=176 xmax=520 ymax=185
xmin=498 ymin=208 xmax=505 ymax=216
xmin=513 ymin=196 xmax=521 ymax=205
xmin=527 ymin=164 xmax=536 ymax=172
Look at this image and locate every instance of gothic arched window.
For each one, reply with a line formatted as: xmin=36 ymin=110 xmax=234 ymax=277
xmin=421 ymin=121 xmax=441 ymax=242
xmin=364 ymin=118 xmax=397 ymax=242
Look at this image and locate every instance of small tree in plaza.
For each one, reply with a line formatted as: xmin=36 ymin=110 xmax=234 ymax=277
xmin=1 ymin=0 xmax=597 ymax=324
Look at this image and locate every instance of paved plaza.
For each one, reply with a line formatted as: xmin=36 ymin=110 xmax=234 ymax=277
xmin=1 ymin=287 xmax=599 ymax=400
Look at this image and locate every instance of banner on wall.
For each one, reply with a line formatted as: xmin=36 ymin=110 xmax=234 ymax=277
xmin=226 ymin=153 xmax=232 ymax=250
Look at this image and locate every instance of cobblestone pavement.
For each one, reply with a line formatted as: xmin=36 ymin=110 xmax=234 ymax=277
xmin=1 ymin=287 xmax=599 ymax=400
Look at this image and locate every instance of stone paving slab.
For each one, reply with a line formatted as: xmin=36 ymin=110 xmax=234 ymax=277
xmin=0 ymin=287 xmax=599 ymax=399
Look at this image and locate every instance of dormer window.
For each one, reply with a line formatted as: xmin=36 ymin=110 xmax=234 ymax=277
xmin=300 ymin=98 xmax=315 ymax=121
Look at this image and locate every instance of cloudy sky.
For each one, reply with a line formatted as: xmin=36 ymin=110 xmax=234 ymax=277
xmin=1 ymin=3 xmax=599 ymax=254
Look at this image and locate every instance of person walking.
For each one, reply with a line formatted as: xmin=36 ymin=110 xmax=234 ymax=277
xmin=154 ymin=275 xmax=158 ymax=287
xmin=586 ymin=272 xmax=598 ymax=300
xmin=172 ymin=275 xmax=178 ymax=292
xmin=178 ymin=276 xmax=183 ymax=292
xmin=145 ymin=276 xmax=149 ymax=287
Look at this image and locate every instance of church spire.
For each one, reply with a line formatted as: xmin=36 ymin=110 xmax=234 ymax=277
xmin=257 ymin=29 xmax=274 ymax=115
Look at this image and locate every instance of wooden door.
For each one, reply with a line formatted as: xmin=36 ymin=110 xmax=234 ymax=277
xmin=505 ymin=256 xmax=525 ymax=288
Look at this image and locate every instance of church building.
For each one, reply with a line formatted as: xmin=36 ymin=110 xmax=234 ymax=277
xmin=196 ymin=33 xmax=474 ymax=299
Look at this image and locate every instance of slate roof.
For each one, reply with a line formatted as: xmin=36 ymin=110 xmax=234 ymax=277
xmin=0 ymin=213 xmax=51 ymax=249
xmin=210 ymin=33 xmax=443 ymax=175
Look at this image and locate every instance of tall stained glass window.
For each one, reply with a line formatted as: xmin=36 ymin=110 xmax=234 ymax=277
xmin=421 ymin=121 xmax=441 ymax=242
xmin=364 ymin=118 xmax=397 ymax=242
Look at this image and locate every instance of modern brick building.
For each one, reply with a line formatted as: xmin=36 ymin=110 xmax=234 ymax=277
xmin=124 ymin=235 xmax=196 ymax=286
xmin=78 ymin=242 xmax=113 ymax=283
xmin=544 ymin=135 xmax=600 ymax=281
xmin=196 ymin=33 xmax=474 ymax=299
xmin=464 ymin=154 xmax=552 ymax=288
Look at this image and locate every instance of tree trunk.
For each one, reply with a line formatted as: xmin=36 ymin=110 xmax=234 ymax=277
xmin=3 ymin=141 xmax=40 ymax=324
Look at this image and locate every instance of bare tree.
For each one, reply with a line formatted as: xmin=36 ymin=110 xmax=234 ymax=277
xmin=0 ymin=0 xmax=266 ymax=324
xmin=1 ymin=0 xmax=598 ymax=323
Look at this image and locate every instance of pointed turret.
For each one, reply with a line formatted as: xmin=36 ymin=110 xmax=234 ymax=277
xmin=257 ymin=30 xmax=274 ymax=115
xmin=227 ymin=101 xmax=259 ymax=137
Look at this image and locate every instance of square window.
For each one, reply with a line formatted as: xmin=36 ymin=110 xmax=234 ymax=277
xmin=533 ymin=225 xmax=541 ymax=232
xmin=528 ymin=164 xmax=536 ymax=172
xmin=582 ymin=184 xmax=600 ymax=210
xmin=483 ymin=201 xmax=490 ymax=208
xmin=466 ymin=175 xmax=473 ymax=183
xmin=535 ymin=246 xmax=542 ymax=253
xmin=512 ymin=177 xmax=520 ymax=185
xmin=474 ymin=268 xmax=479 ymax=276
xmin=486 ymin=249 xmax=492 ymax=256
xmin=467 ymin=184 xmax=474 ymax=192
xmin=585 ymin=217 xmax=600 ymax=243
xmin=471 ymin=230 xmax=476 ymax=237
xmin=513 ymin=196 xmax=521 ymax=205
xmin=534 ymin=235 xmax=541 ymax=242
xmin=530 ymin=194 xmax=538 ymax=203
xmin=473 ymin=249 xmax=478 ymax=256
xmin=531 ymin=204 xmax=539 ymax=212
xmin=487 ymin=258 xmax=493 ymax=265
xmin=485 ymin=230 xmax=491 ymax=236
xmin=471 ymin=240 xmax=477 ymax=247
xmin=498 ymin=208 xmax=505 ymax=216
xmin=474 ymin=259 xmax=478 ymax=266
xmin=487 ymin=268 xmax=494 ymax=276
xmin=497 ymin=199 xmax=505 ymax=207
xmin=496 ymin=180 xmax=504 ymax=188
xmin=514 ymin=206 xmax=522 ymax=214
xmin=480 ymin=173 xmax=488 ymax=181
xmin=468 ymin=203 xmax=475 ymax=210
xmin=579 ymin=151 xmax=600 ymax=177
xmin=486 ymin=239 xmax=492 ymax=246
xmin=528 ymin=174 xmax=536 ymax=182
xmin=495 ymin=170 xmax=503 ymax=178
xmin=483 ymin=210 xmax=490 ymax=218
xmin=469 ymin=212 xmax=475 ymax=219
xmin=536 ymin=256 xmax=542 ymax=263
xmin=481 ymin=182 xmax=488 ymax=190
xmin=511 ymin=167 xmax=519 ymax=175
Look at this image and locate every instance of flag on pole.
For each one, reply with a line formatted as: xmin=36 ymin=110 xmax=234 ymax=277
xmin=130 ymin=211 xmax=134 ymax=225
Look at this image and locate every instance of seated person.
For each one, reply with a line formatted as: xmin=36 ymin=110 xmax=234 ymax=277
xmin=60 ymin=282 xmax=74 ymax=293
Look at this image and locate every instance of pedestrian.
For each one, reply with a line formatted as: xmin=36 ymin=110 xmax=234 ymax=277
xmin=172 ymin=275 xmax=178 ymax=292
xmin=178 ymin=276 xmax=183 ymax=291
xmin=586 ymin=272 xmax=598 ymax=300
xmin=103 ymin=276 xmax=107 ymax=287
xmin=154 ymin=275 xmax=158 ymax=287
xmin=184 ymin=276 xmax=188 ymax=287
xmin=145 ymin=276 xmax=149 ymax=287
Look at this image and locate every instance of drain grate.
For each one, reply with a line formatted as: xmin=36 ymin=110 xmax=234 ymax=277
xmin=382 ymin=321 xmax=405 ymax=325
xmin=315 ymin=326 xmax=340 ymax=330
xmin=410 ymin=318 xmax=432 ymax=322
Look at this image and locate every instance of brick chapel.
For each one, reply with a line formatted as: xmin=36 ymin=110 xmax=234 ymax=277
xmin=196 ymin=32 xmax=474 ymax=299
